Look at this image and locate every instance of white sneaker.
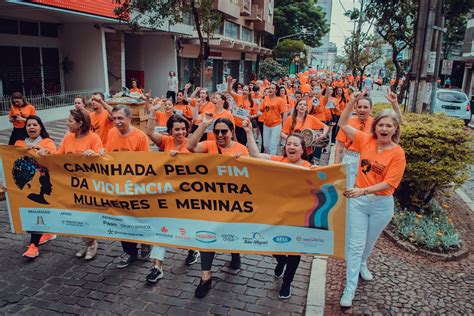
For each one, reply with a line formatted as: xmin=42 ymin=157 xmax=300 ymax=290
xmin=75 ymin=246 xmax=87 ymax=258
xmin=360 ymin=263 xmax=373 ymax=281
xmin=340 ymin=288 xmax=354 ymax=307
xmin=84 ymin=241 xmax=98 ymax=260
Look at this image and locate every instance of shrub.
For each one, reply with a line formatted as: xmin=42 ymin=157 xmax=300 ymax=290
xmin=258 ymin=58 xmax=288 ymax=81
xmin=372 ymin=102 xmax=392 ymax=116
xmin=392 ymin=201 xmax=462 ymax=251
xmin=395 ymin=113 xmax=474 ymax=213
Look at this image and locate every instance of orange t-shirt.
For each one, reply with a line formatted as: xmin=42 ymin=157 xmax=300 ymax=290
xmin=9 ymin=104 xmax=37 ymax=128
xmin=155 ymin=111 xmax=173 ymax=127
xmin=57 ymin=132 xmax=103 ymax=154
xmin=206 ymin=110 xmax=235 ymax=140
xmin=90 ymin=110 xmax=113 ymax=145
xmin=232 ymin=95 xmax=257 ymax=128
xmin=300 ymin=83 xmax=311 ymax=94
xmin=130 ymin=88 xmax=143 ymax=94
xmin=260 ymin=96 xmax=286 ymax=127
xmin=191 ymin=99 xmax=214 ymax=115
xmin=309 ymin=97 xmax=327 ymax=121
xmin=174 ymin=103 xmax=193 ymax=119
xmin=200 ymin=140 xmax=249 ymax=156
xmin=282 ymin=115 xmax=325 ymax=134
xmin=352 ymin=131 xmax=406 ymax=195
xmin=105 ymin=127 xmax=149 ymax=152
xmin=336 ymin=116 xmax=373 ymax=151
xmin=270 ymin=155 xmax=311 ymax=168
xmin=160 ymin=135 xmax=189 ymax=153
xmin=15 ymin=138 xmax=57 ymax=153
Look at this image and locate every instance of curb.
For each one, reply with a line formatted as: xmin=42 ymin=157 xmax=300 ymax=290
xmin=305 ymin=256 xmax=327 ymax=316
xmin=455 ymin=188 xmax=474 ymax=212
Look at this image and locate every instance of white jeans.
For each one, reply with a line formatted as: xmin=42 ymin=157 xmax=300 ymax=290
xmin=150 ymin=245 xmax=166 ymax=261
xmin=342 ymin=150 xmax=360 ymax=189
xmin=345 ymin=194 xmax=394 ymax=293
xmin=263 ymin=124 xmax=282 ymax=155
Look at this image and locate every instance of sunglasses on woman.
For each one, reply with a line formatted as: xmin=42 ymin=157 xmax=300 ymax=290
xmin=213 ymin=129 xmax=229 ymax=136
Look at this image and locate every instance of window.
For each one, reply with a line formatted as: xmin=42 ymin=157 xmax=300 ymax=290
xmin=0 ymin=18 xmax=18 ymax=34
xmin=436 ymin=92 xmax=468 ymax=103
xmin=0 ymin=46 xmax=22 ymax=95
xmin=182 ymin=12 xmax=193 ymax=26
xmin=40 ymin=22 xmax=58 ymax=37
xmin=224 ymin=20 xmax=239 ymax=39
xmin=21 ymin=47 xmax=42 ymax=94
xmin=242 ymin=27 xmax=253 ymax=43
xmin=20 ymin=21 xmax=39 ymax=36
xmin=42 ymin=48 xmax=61 ymax=93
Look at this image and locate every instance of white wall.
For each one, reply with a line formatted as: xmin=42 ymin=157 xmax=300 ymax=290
xmin=60 ymin=23 xmax=107 ymax=92
xmin=143 ymin=35 xmax=177 ymax=96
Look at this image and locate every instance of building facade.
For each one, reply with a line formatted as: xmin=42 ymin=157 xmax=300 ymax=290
xmin=310 ymin=0 xmax=332 ymax=70
xmin=462 ymin=12 xmax=474 ymax=96
xmin=178 ymin=0 xmax=274 ymax=91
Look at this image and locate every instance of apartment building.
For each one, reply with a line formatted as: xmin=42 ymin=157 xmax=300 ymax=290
xmin=178 ymin=0 xmax=274 ymax=91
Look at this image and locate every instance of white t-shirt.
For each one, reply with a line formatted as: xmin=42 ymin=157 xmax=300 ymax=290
xmin=167 ymin=76 xmax=178 ymax=91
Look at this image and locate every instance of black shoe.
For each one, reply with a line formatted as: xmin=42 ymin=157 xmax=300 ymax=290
xmin=140 ymin=244 xmax=152 ymax=259
xmin=274 ymin=262 xmax=285 ymax=278
xmin=117 ymin=253 xmax=136 ymax=269
xmin=230 ymin=254 xmax=241 ymax=269
xmin=279 ymin=283 xmax=292 ymax=299
xmin=195 ymin=279 xmax=212 ymax=298
xmin=185 ymin=250 xmax=200 ymax=265
xmin=146 ymin=266 xmax=163 ymax=283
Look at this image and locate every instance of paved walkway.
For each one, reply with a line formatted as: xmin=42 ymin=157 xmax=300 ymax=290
xmin=0 ymin=121 xmax=313 ymax=315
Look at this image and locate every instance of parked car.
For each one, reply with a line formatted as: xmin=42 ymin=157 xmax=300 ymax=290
xmin=433 ymin=89 xmax=472 ymax=126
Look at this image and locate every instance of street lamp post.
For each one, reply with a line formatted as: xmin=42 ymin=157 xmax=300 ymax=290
xmin=276 ymin=30 xmax=314 ymax=45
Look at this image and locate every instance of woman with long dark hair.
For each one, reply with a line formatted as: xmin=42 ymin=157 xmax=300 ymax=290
xmin=8 ymin=92 xmax=36 ymax=145
xmin=14 ymin=115 xmax=57 ymax=258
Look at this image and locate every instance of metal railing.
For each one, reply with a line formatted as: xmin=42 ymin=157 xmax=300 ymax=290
xmin=0 ymin=89 xmax=101 ymax=116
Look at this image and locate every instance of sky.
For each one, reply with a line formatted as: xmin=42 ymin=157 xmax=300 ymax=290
xmin=329 ymin=0 xmax=358 ymax=53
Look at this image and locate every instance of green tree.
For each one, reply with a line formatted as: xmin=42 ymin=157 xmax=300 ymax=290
xmin=258 ymin=58 xmax=288 ymax=80
xmin=114 ymin=0 xmax=221 ymax=85
xmin=442 ymin=0 xmax=472 ymax=59
xmin=364 ymin=0 xmax=416 ymax=99
xmin=272 ymin=39 xmax=307 ymax=66
xmin=267 ymin=0 xmax=329 ymax=48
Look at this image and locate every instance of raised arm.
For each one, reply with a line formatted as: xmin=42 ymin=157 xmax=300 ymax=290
xmin=145 ymin=99 xmax=164 ymax=147
xmin=338 ymin=92 xmax=364 ymax=141
xmin=385 ymin=88 xmax=402 ymax=123
xmin=226 ymin=76 xmax=239 ymax=99
xmin=187 ymin=113 xmax=213 ymax=153
xmin=243 ymin=119 xmax=270 ymax=160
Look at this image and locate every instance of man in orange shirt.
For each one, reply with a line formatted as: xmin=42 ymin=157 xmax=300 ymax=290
xmin=102 ymin=105 xmax=156 ymax=269
xmin=90 ymin=92 xmax=114 ymax=146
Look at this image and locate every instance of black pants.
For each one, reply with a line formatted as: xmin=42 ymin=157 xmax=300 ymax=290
xmin=121 ymin=241 xmax=138 ymax=257
xmin=235 ymin=126 xmax=247 ymax=145
xmin=166 ymin=90 xmax=176 ymax=104
xmin=30 ymin=233 xmax=42 ymax=247
xmin=201 ymin=252 xmax=240 ymax=271
xmin=331 ymin=115 xmax=340 ymax=144
xmin=257 ymin=121 xmax=264 ymax=153
xmin=9 ymin=127 xmax=27 ymax=145
xmin=274 ymin=255 xmax=301 ymax=284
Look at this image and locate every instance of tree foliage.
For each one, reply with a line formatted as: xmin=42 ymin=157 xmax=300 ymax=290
xmin=364 ymin=0 xmax=416 ymax=98
xmin=442 ymin=0 xmax=472 ymax=59
xmin=268 ymin=0 xmax=329 ymax=48
xmin=113 ymin=0 xmax=221 ymax=85
xmin=395 ymin=113 xmax=474 ymax=213
xmin=258 ymin=58 xmax=288 ymax=81
xmin=272 ymin=39 xmax=307 ymax=66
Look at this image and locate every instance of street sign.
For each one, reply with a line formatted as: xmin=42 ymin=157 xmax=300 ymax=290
xmin=441 ymin=60 xmax=453 ymax=75
xmin=427 ymin=51 xmax=437 ymax=74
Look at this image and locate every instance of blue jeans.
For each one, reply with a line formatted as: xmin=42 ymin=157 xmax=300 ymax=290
xmin=345 ymin=194 xmax=394 ymax=293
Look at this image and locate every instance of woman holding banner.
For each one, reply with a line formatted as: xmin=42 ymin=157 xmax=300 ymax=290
xmin=243 ymin=119 xmax=313 ymax=299
xmin=338 ymin=92 xmax=406 ymax=307
xmin=13 ymin=115 xmax=57 ymax=258
xmin=187 ymin=114 xmax=248 ymax=298
xmin=57 ymin=109 xmax=103 ymax=260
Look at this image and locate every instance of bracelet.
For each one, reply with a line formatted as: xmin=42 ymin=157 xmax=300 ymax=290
xmin=363 ymin=189 xmax=369 ymax=195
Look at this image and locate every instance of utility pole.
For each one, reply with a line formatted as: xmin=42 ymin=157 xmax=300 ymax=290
xmin=408 ymin=0 xmax=443 ymax=113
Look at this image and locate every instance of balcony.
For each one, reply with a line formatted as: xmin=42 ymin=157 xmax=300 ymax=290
xmin=254 ymin=20 xmax=274 ymax=35
xmin=244 ymin=5 xmax=263 ymax=21
xmin=240 ymin=0 xmax=252 ymax=16
xmin=213 ymin=0 xmax=240 ymax=19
